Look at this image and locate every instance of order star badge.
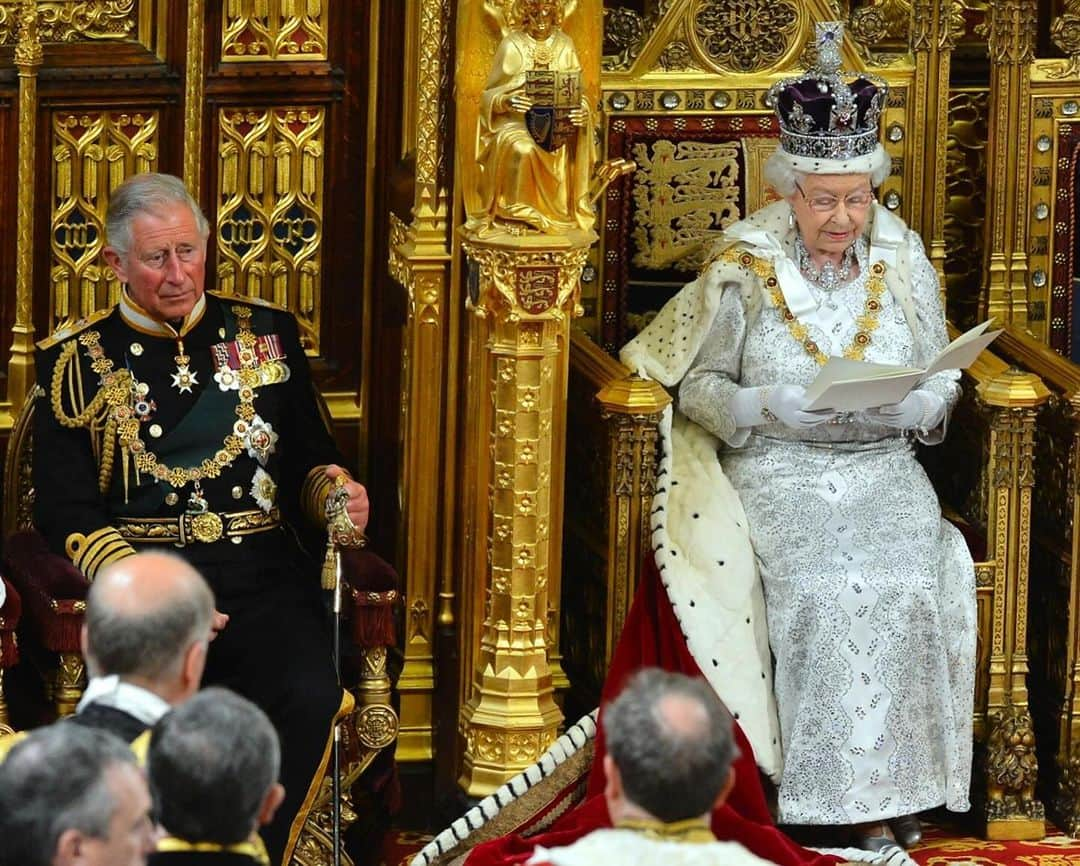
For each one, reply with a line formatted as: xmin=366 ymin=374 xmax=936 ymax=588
xmin=171 ymin=365 xmax=198 ymax=394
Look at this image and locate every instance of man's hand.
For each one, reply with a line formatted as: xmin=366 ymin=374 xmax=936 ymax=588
xmin=210 ymin=610 xmax=229 ymax=642
xmin=325 ymin=465 xmax=369 ymax=533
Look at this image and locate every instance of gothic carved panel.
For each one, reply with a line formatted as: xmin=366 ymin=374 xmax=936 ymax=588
xmin=944 ymin=88 xmax=988 ymax=331
xmin=215 ymin=106 xmax=325 ymax=353
xmin=687 ymin=0 xmax=801 ymax=74
xmin=50 ymin=109 xmax=159 ymax=329
xmin=221 ymin=0 xmax=328 ymax=62
xmin=0 ymin=0 xmax=141 ymax=45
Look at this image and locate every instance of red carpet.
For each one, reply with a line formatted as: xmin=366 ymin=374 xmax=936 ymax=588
xmin=910 ymin=824 xmax=1080 ymax=865
xmin=381 ymin=831 xmax=433 ymax=866
xmin=380 ymin=825 xmax=1080 ymax=866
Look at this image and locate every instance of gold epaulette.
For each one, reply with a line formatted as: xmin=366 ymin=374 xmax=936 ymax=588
xmin=301 ymin=465 xmax=335 ymax=529
xmin=208 ymin=290 xmax=289 ymax=313
xmin=35 ymin=307 xmax=116 ymax=351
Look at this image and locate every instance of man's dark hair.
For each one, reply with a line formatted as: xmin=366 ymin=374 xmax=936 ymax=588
xmin=0 ymin=725 xmax=137 ymax=866
xmin=149 ymin=687 xmax=281 ymax=844
xmin=86 ymin=553 xmax=214 ymax=680
xmin=603 ymin=668 xmax=737 ymax=823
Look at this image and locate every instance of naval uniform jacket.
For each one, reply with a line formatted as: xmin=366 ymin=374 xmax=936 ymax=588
xmin=33 ymin=290 xmax=346 ymax=865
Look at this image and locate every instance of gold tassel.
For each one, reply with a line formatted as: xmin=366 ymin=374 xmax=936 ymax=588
xmin=321 ymin=542 xmax=338 ymax=590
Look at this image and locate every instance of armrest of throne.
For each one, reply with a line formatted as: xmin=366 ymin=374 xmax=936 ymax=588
xmin=3 ymin=529 xmax=88 ymax=655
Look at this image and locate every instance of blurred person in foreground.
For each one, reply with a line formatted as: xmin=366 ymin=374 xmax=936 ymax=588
xmin=529 ymin=669 xmax=777 ymax=866
xmin=0 ymin=723 xmax=154 ymax=866
xmin=147 ymin=687 xmax=283 ymax=865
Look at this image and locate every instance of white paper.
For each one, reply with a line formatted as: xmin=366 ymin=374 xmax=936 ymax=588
xmin=803 ymin=320 xmax=1002 ymax=412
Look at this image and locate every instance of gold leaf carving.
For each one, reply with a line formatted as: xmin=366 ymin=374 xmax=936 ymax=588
xmin=688 ymin=0 xmax=800 ymax=74
xmin=216 ymin=107 xmax=324 ymax=352
xmin=222 ymin=0 xmax=327 ymax=61
xmin=630 ymin=139 xmax=742 ymax=272
xmin=1 ymin=0 xmax=137 ymax=46
xmin=51 ymin=111 xmax=159 ymax=330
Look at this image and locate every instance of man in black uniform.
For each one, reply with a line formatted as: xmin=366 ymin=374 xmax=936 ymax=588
xmin=148 ymin=688 xmax=284 ymax=865
xmin=33 ymin=172 xmax=370 ymax=865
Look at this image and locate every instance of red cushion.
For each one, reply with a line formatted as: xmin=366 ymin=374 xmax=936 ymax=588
xmin=3 ymin=530 xmax=87 ymax=653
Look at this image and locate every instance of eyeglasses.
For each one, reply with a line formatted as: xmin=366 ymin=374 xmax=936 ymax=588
xmin=794 ymin=182 xmax=874 ymax=214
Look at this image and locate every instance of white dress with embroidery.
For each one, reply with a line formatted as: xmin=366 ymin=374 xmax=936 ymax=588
xmin=674 ymin=225 xmax=975 ymax=824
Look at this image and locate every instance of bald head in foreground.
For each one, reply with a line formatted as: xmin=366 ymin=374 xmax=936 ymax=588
xmin=74 ymin=551 xmax=216 ymax=742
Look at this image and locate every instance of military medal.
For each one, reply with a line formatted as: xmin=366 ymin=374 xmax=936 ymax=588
xmin=171 ymin=338 xmax=198 ymax=394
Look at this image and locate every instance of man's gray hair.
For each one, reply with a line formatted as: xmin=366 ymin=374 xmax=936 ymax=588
xmin=603 ymin=668 xmax=737 ymax=823
xmin=105 ymin=172 xmax=210 ymax=257
xmin=0 ymin=725 xmax=137 ymax=866
xmin=86 ymin=553 xmax=215 ymax=680
xmin=149 ymin=687 xmax=281 ymax=844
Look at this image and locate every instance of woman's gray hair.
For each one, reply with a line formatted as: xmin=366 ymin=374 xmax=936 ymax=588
xmin=762 ymin=145 xmax=891 ymax=196
xmin=105 ymin=172 xmax=210 ymax=258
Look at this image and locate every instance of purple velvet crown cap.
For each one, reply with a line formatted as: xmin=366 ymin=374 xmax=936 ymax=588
xmin=766 ymin=21 xmax=886 ymax=161
xmin=775 ymin=77 xmax=882 ymax=137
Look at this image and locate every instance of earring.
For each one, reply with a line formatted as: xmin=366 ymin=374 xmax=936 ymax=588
xmin=788 ymin=210 xmax=795 ymax=228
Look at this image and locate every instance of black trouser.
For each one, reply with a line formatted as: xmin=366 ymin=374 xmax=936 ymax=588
xmin=190 ymin=537 xmax=341 ymax=866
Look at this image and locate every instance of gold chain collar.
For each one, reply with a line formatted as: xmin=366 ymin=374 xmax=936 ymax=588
xmin=155 ymin=834 xmax=269 ymax=865
xmin=79 ymin=305 xmax=261 ymax=492
xmin=614 ymin=817 xmax=716 ymax=843
xmin=721 ymin=247 xmax=887 ymax=365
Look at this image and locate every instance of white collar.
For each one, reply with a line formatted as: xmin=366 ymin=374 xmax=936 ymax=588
xmin=119 ymin=289 xmax=207 ymax=339
xmin=76 ymin=676 xmax=171 ymax=727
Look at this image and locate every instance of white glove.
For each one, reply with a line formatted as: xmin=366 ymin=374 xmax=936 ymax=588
xmin=865 ymin=389 xmax=945 ymax=431
xmin=729 ymin=384 xmax=841 ymax=430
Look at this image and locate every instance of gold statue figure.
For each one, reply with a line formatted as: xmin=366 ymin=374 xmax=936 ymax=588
xmin=466 ymin=0 xmax=596 ymax=237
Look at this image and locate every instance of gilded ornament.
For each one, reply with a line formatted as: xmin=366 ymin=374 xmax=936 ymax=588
xmin=190 ymin=512 xmax=224 ymax=544
xmin=2 ymin=0 xmax=137 ymax=47
xmin=689 ymin=0 xmax=799 ymax=74
xmin=602 ymin=6 xmax=647 ymax=71
xmin=221 ymin=0 xmax=328 ymax=62
xmin=165 ymin=492 xmax=179 ymax=506
xmin=1049 ymin=0 xmax=1080 ymax=78
xmin=129 ymin=342 xmax=143 ymax=356
xmin=148 ymin=423 xmax=162 ymax=439
xmin=216 ymin=108 xmax=324 ymax=351
xmin=631 ymin=139 xmax=741 ymax=272
xmin=465 ymin=0 xmax=596 ymax=239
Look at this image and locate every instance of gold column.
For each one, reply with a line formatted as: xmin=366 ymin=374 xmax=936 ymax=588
xmin=387 ymin=0 xmax=454 ymax=762
xmin=596 ymin=371 xmax=671 ymax=660
xmin=457 ymin=239 xmax=590 ymax=794
xmin=183 ymin=0 xmax=206 ymax=199
xmin=908 ymin=0 xmax=960 ymax=280
xmin=978 ymin=367 xmax=1050 ymax=839
xmin=980 ymin=0 xmax=1037 ymax=327
xmin=8 ymin=0 xmax=42 ymax=416
xmin=1055 ymin=391 xmax=1080 ymax=835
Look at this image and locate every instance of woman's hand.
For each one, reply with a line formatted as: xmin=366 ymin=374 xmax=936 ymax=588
xmin=865 ymin=389 xmax=944 ymax=431
xmin=763 ymin=385 xmax=842 ymax=428
xmin=730 ymin=384 xmax=841 ymax=430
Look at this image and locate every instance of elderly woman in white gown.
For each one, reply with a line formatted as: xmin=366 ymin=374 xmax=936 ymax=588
xmin=621 ymin=23 xmax=975 ymax=855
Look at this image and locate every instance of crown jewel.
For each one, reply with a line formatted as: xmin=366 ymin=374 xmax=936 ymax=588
xmin=767 ymin=22 xmax=887 ymax=162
